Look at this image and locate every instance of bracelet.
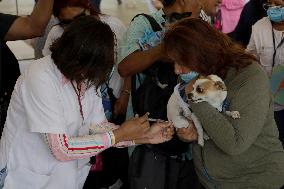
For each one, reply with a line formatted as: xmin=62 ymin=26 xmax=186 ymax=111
xmin=121 ymin=89 xmax=131 ymax=96
xmin=108 ymin=131 xmax=116 ymax=145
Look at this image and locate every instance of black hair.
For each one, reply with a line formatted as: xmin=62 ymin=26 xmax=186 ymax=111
xmin=50 ymin=16 xmax=115 ymax=90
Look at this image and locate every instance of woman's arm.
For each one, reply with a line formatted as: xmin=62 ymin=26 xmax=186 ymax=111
xmin=118 ymin=45 xmax=164 ymax=77
xmin=117 ymin=15 xmax=165 ymax=77
xmin=43 ymin=131 xmax=118 ymax=162
xmin=44 ymin=119 xmax=174 ymax=161
xmin=43 ymin=130 xmax=135 ymax=162
xmin=190 ymin=69 xmax=271 ymax=155
xmin=113 ymin=76 xmax=131 ymax=117
xmin=89 ymin=120 xmax=135 ymax=148
xmin=4 ymin=0 xmax=54 ymax=41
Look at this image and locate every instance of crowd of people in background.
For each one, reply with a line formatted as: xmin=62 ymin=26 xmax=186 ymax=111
xmin=0 ymin=0 xmax=284 ymax=189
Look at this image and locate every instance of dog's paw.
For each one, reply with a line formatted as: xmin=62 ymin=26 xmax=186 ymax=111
xmin=198 ymin=137 xmax=204 ymax=147
xmin=203 ymin=133 xmax=210 ymax=140
xmin=172 ymin=118 xmax=189 ymax=129
xmin=231 ymin=111 xmax=240 ymax=119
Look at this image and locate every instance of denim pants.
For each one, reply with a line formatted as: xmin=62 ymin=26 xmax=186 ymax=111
xmin=0 ymin=167 xmax=7 ymax=189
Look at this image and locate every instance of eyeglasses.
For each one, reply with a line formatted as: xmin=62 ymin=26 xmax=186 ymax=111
xmin=263 ymin=3 xmax=271 ymax=10
xmin=263 ymin=3 xmax=284 ymax=10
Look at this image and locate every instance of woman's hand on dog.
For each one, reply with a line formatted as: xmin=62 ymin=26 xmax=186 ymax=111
xmin=176 ymin=121 xmax=198 ymax=142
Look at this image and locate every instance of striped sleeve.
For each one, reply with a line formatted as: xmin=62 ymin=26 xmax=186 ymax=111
xmin=45 ymin=132 xmax=112 ymax=161
xmin=43 ymin=121 xmax=135 ymax=162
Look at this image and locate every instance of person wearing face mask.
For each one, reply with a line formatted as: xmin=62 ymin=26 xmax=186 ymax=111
xmin=229 ymin=0 xmax=267 ymax=46
xmin=118 ymin=0 xmax=202 ymax=188
xmin=0 ymin=16 xmax=174 ymax=189
xmin=247 ymin=0 xmax=284 ymax=148
xmin=164 ymin=17 xmax=284 ymax=189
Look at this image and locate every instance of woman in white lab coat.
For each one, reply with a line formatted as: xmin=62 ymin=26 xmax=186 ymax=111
xmin=0 ymin=16 xmax=174 ymax=189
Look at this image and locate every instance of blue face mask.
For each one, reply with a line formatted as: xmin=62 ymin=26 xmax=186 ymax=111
xmin=180 ymin=71 xmax=199 ymax=83
xmin=267 ymin=6 xmax=284 ymax=23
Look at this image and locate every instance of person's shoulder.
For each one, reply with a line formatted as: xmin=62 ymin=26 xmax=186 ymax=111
xmin=24 ymin=56 xmax=56 ymax=81
xmin=131 ymin=14 xmax=151 ymax=26
xmin=128 ymin=10 xmax=164 ymax=33
xmin=48 ymin=24 xmax=64 ymax=36
xmin=253 ymin=17 xmax=270 ymax=29
xmin=130 ymin=11 xmax=162 ymax=29
xmin=241 ymin=62 xmax=269 ymax=84
xmin=151 ymin=9 xmax=165 ymax=22
xmin=227 ymin=62 xmax=270 ymax=93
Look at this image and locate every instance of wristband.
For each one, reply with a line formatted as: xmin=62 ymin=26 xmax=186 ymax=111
xmin=108 ymin=131 xmax=116 ymax=145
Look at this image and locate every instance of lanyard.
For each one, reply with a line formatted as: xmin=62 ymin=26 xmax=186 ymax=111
xmin=271 ymin=28 xmax=284 ymax=67
xmin=71 ymin=81 xmax=85 ymax=121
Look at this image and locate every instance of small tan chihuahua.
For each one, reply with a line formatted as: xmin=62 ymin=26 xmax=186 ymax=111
xmin=167 ymin=74 xmax=240 ymax=146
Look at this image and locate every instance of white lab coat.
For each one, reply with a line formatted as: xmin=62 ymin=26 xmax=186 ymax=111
xmin=0 ymin=55 xmax=106 ymax=189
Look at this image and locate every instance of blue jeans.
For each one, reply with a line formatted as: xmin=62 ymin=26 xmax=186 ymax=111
xmin=0 ymin=167 xmax=7 ymax=189
xmin=275 ymin=109 xmax=284 ymax=148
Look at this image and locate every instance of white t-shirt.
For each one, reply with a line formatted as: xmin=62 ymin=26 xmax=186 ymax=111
xmin=0 ymin=55 xmax=106 ymax=189
xmin=247 ymin=17 xmax=284 ymax=111
xmin=43 ymin=15 xmax=126 ymax=98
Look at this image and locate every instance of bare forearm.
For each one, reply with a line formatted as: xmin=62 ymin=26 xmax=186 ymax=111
xmin=122 ymin=77 xmax=131 ymax=91
xmin=118 ymin=45 xmax=163 ymax=77
xmin=4 ymin=0 xmax=53 ymax=41
xmin=29 ymin=0 xmax=54 ymax=33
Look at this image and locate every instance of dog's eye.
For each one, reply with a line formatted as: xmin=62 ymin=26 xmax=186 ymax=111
xmin=196 ymin=86 xmax=204 ymax=93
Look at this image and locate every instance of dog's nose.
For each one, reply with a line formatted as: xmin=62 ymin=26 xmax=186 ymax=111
xmin=187 ymin=93 xmax=193 ymax=100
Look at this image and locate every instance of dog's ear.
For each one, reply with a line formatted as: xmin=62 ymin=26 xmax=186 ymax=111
xmin=208 ymin=75 xmax=223 ymax=82
xmin=214 ymin=81 xmax=227 ymax=91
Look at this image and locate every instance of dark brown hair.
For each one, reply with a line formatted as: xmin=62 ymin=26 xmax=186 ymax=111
xmin=50 ymin=16 xmax=115 ymax=90
xmin=163 ymin=18 xmax=257 ymax=79
xmin=162 ymin=0 xmax=176 ymax=6
xmin=53 ymin=0 xmax=100 ymax=18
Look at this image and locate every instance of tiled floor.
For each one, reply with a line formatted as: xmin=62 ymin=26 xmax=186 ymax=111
xmin=0 ymin=0 xmax=151 ymax=60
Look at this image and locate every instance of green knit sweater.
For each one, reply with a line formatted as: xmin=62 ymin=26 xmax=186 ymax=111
xmin=191 ymin=62 xmax=284 ymax=189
